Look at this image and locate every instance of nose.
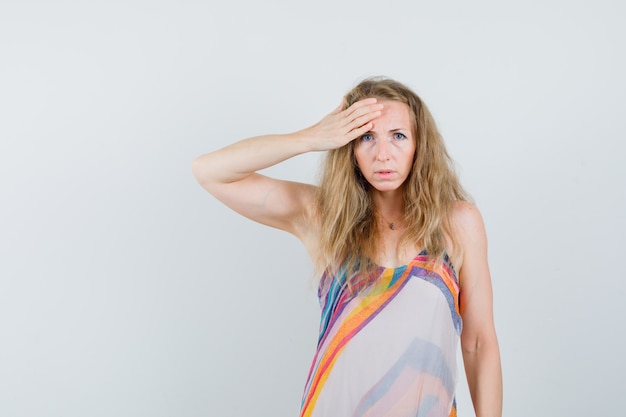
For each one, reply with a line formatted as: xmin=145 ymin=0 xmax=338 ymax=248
xmin=376 ymin=138 xmax=390 ymax=161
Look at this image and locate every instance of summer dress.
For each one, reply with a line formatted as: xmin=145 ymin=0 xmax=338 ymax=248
xmin=300 ymin=251 xmax=461 ymax=417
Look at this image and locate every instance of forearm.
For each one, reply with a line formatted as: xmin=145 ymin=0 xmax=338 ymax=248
xmin=192 ymin=131 xmax=316 ymax=186
xmin=192 ymin=98 xmax=383 ymax=187
xmin=462 ymin=338 xmax=502 ymax=417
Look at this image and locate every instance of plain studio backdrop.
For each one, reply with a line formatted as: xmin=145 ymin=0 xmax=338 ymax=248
xmin=1 ymin=0 xmax=624 ymax=416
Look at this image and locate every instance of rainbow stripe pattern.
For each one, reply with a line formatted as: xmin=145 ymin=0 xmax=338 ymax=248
xmin=300 ymin=251 xmax=461 ymax=417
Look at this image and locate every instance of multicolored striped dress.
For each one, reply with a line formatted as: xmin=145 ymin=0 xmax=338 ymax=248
xmin=300 ymin=251 xmax=462 ymax=417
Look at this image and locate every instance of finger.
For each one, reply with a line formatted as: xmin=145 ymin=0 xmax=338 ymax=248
xmin=343 ymin=102 xmax=383 ymax=123
xmin=348 ymin=121 xmax=374 ymax=141
xmin=348 ymin=112 xmax=380 ymax=131
xmin=348 ymin=103 xmax=383 ymax=121
xmin=342 ymin=104 xmax=382 ymax=131
xmin=350 ymin=97 xmax=378 ymax=108
xmin=343 ymin=97 xmax=378 ymax=114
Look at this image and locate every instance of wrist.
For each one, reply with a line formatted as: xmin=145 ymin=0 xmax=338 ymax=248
xmin=291 ymin=128 xmax=324 ymax=153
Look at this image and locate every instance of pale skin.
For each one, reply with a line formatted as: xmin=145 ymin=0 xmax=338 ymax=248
xmin=192 ymin=98 xmax=502 ymax=416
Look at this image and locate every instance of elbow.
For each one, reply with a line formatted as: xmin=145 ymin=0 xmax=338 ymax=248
xmin=192 ymin=155 xmax=226 ymax=197
xmin=461 ymin=330 xmax=499 ymax=356
xmin=191 ymin=155 xmax=213 ymax=187
xmin=461 ymin=339 xmax=479 ymax=356
xmin=191 ymin=157 xmax=203 ymax=182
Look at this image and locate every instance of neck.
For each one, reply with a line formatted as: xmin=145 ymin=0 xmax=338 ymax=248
xmin=372 ymin=190 xmax=405 ymax=230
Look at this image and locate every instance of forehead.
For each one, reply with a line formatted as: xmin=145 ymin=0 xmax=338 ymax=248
xmin=371 ymin=100 xmax=412 ymax=129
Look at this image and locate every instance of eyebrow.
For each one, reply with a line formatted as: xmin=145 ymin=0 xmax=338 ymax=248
xmin=362 ymin=128 xmax=409 ymax=137
xmin=364 ymin=128 xmax=408 ymax=133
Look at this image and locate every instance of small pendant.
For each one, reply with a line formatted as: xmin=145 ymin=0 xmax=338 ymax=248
xmin=389 ymin=222 xmax=395 ymax=230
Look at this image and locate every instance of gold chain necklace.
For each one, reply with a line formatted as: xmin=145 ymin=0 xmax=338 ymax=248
xmin=378 ymin=213 xmax=400 ymax=230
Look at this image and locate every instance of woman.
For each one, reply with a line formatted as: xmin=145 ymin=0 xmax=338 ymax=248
xmin=192 ymin=78 xmax=502 ymax=417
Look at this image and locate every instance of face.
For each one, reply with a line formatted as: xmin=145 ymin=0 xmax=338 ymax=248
xmin=354 ymin=100 xmax=416 ymax=194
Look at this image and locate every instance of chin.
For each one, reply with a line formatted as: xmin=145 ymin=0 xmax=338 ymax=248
xmin=369 ymin=183 xmax=403 ymax=193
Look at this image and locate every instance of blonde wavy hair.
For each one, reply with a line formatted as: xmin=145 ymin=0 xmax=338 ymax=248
xmin=315 ymin=77 xmax=470 ymax=283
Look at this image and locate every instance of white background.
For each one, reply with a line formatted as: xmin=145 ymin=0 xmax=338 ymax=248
xmin=1 ymin=1 xmax=624 ymax=416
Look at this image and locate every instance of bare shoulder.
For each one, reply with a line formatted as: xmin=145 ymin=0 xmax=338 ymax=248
xmin=451 ymin=200 xmax=486 ymax=236
xmin=450 ymin=200 xmax=488 ymax=276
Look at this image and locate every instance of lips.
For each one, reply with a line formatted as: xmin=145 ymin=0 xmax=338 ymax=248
xmin=374 ymin=170 xmax=395 ymax=179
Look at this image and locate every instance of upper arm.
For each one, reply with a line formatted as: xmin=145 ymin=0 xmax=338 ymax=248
xmin=193 ymin=165 xmax=317 ymax=240
xmin=453 ymin=202 xmax=497 ymax=351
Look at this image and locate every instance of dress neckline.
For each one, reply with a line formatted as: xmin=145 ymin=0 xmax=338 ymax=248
xmin=375 ymin=249 xmax=428 ymax=271
xmin=376 ymin=249 xmax=458 ymax=283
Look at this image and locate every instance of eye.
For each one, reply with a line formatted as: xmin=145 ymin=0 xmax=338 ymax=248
xmin=361 ymin=133 xmax=374 ymax=142
xmin=393 ymin=132 xmax=407 ymax=140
